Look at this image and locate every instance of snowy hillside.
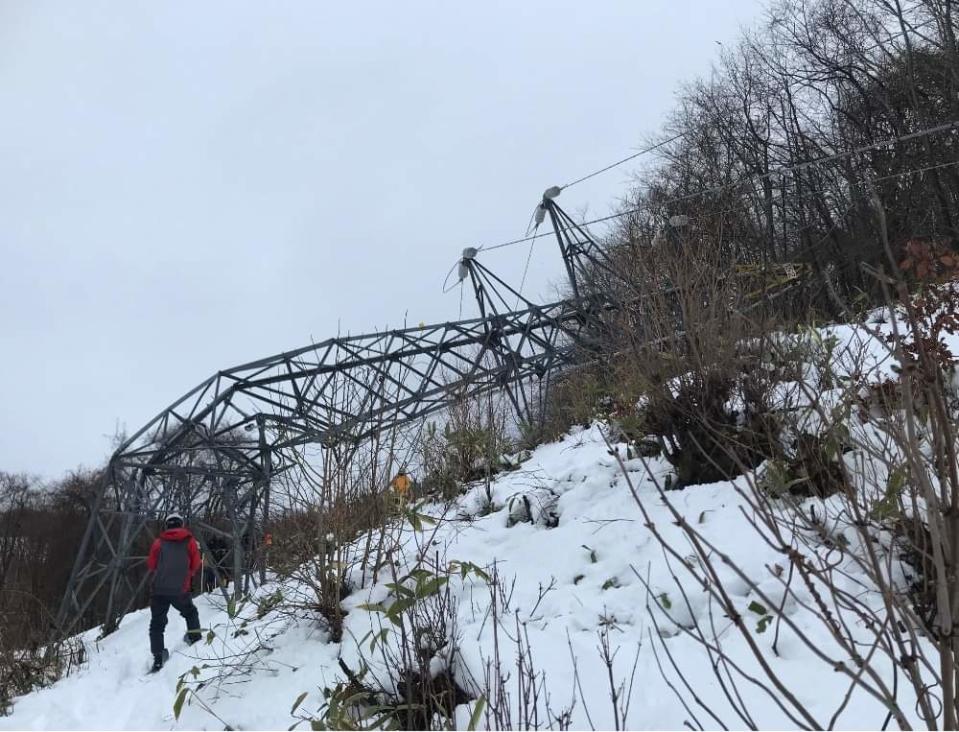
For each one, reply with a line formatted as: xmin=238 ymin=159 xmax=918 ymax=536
xmin=1 ymin=313 xmax=948 ymax=730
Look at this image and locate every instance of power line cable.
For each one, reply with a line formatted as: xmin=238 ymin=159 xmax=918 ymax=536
xmin=552 ymin=12 xmax=941 ymax=198
xmin=475 ymin=18 xmax=953 ymax=254
xmin=441 ymin=260 xmax=461 ymax=293
xmin=559 ymin=133 xmax=685 ymax=190
xmin=506 ymin=12 xmax=945 ymax=245
xmin=529 ymin=12 xmax=942 ymax=220
xmin=514 ymin=238 xmax=537 ymax=310
xmin=475 ymin=118 xmax=959 ymax=254
xmin=454 ymin=157 xmax=959 ymax=319
xmin=452 ymin=13 xmax=951 ymax=320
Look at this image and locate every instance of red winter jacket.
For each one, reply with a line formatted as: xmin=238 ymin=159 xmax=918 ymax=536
xmin=147 ymin=528 xmax=202 ymax=594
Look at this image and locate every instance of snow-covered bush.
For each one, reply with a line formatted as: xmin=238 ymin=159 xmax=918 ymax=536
xmin=0 ymin=638 xmax=85 ymax=717
xmin=418 ymin=392 xmax=512 ymax=501
xmin=615 ymin=286 xmax=959 ymax=728
xmin=302 ymin=555 xmax=475 ymax=730
xmin=639 ymin=367 xmax=781 ymax=487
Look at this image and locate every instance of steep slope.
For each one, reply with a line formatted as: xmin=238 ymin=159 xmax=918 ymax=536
xmin=0 ymin=316 xmax=940 ymax=730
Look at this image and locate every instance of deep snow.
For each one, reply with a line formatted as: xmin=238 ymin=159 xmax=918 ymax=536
xmin=1 ymin=312 xmax=944 ymax=730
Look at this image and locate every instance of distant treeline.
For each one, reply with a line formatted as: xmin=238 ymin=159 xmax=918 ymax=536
xmin=0 ymin=471 xmax=99 ymax=647
xmin=600 ymin=0 xmax=958 ymax=311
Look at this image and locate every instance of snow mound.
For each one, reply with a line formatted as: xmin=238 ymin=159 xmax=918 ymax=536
xmin=1 ymin=317 xmax=943 ymax=730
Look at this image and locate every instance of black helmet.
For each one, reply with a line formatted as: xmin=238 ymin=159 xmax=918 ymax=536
xmin=165 ymin=512 xmax=184 ymax=529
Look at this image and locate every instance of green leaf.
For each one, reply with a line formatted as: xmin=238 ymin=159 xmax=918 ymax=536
xmin=452 ymin=561 xmax=487 ymax=581
xmin=748 ymin=600 xmax=768 ymax=616
xmin=408 ymin=511 xmax=423 ymax=532
xmin=467 ymin=563 xmax=490 ymax=583
xmin=415 ymin=576 xmax=449 ymax=599
xmin=872 ymin=467 xmax=907 ymax=521
xmin=290 ymin=691 xmax=308 ymax=715
xmin=386 ymin=596 xmax=415 ymax=621
xmin=369 ymin=628 xmax=389 ymax=653
xmin=468 ymin=696 xmax=487 ymax=731
xmin=756 ymin=615 xmax=773 ymax=634
xmin=190 ymin=665 xmax=200 ymax=679
xmin=205 ymin=629 xmax=215 ymax=645
xmin=173 ymin=687 xmax=189 ymax=720
xmin=356 ymin=602 xmax=388 ymax=614
xmin=658 ymin=592 xmax=671 ymax=610
xmin=385 ymin=582 xmax=415 ymax=598
xmin=887 ymin=466 xmax=906 ymax=494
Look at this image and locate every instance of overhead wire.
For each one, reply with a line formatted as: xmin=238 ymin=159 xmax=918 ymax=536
xmin=441 ymin=260 xmax=461 ymax=294
xmin=587 ymin=156 xmax=959 ymax=260
xmin=514 ymin=238 xmax=537 ymax=310
xmin=440 ymin=11 xmax=952 ymax=391
xmin=449 ymin=136 xmax=959 ymax=326
xmin=473 ymin=118 xmax=959 ymax=255
xmin=471 ymin=135 xmax=685 ymax=255
xmin=459 ymin=147 xmax=959 ymax=319
xmin=559 ymin=133 xmax=685 ymax=191
xmin=449 ymin=22 xmax=957 ymax=310
xmin=477 ymin=11 xmax=944 ymax=260
xmin=460 ymin=132 xmax=686 ymax=263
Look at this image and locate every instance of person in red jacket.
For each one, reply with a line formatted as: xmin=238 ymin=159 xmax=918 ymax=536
xmin=147 ymin=513 xmax=202 ymax=671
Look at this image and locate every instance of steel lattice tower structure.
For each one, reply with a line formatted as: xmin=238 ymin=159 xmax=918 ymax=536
xmin=56 ymin=193 xmax=626 ymax=638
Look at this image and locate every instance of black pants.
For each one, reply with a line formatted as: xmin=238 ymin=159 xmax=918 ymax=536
xmin=149 ymin=593 xmax=200 ymax=656
xmin=202 ymin=566 xmax=229 ymax=593
xmin=202 ymin=567 xmax=216 ymax=594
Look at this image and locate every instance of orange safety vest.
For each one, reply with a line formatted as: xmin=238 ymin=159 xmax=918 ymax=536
xmin=390 ymin=472 xmax=412 ymax=497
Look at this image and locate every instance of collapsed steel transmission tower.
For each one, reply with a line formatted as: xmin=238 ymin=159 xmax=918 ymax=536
xmin=56 ymin=192 xmax=626 ymax=638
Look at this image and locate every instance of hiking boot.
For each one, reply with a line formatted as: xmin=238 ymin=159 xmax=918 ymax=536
xmin=184 ymin=631 xmax=201 ymax=646
xmin=152 ymin=649 xmax=169 ymax=672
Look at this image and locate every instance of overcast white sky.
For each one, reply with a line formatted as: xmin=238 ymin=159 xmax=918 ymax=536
xmin=0 ymin=0 xmax=766 ymax=477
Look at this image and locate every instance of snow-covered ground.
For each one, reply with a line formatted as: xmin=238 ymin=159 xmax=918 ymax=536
xmin=1 ymin=312 xmax=948 ymax=730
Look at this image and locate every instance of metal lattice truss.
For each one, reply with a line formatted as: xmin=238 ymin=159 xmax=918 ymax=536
xmin=57 ymin=195 xmax=620 ymax=637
